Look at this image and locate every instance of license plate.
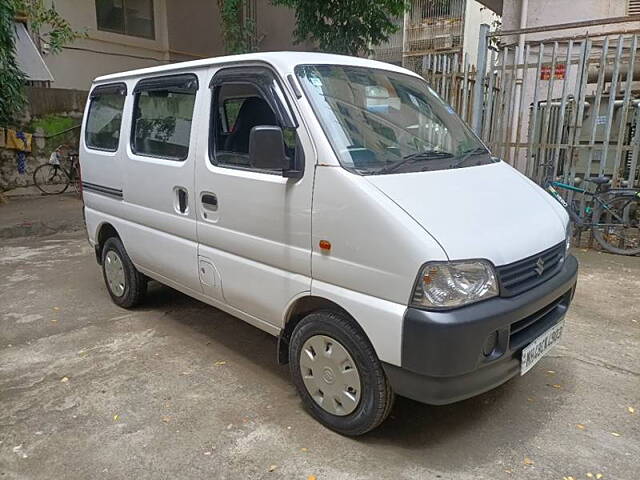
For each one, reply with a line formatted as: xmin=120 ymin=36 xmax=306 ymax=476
xmin=520 ymin=321 xmax=564 ymax=375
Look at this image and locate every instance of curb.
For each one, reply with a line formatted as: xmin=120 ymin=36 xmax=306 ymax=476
xmin=0 ymin=221 xmax=84 ymax=240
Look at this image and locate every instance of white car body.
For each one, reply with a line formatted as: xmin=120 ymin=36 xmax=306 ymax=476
xmin=81 ymin=52 xmax=578 ymax=406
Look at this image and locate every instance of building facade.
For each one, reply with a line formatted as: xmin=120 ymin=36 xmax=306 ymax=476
xmin=37 ymin=0 xmax=308 ymax=91
xmin=370 ymin=0 xmax=501 ymax=70
xmin=501 ymin=0 xmax=639 ymax=38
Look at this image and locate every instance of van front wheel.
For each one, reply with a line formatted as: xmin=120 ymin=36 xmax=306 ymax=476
xmin=289 ymin=311 xmax=394 ymax=436
xmin=101 ymin=237 xmax=147 ymax=308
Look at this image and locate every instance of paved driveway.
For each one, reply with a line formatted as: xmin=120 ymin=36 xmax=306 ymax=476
xmin=1 ymin=232 xmax=638 ymax=479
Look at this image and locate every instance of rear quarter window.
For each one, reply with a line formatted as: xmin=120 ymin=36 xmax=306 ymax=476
xmin=85 ymin=83 xmax=127 ymax=151
xmin=131 ymin=74 xmax=198 ymax=161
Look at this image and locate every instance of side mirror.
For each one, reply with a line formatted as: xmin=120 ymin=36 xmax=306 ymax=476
xmin=249 ymin=126 xmax=288 ymax=171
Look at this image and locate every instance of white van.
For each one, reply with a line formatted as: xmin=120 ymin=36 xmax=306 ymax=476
xmin=80 ymin=52 xmax=578 ymax=435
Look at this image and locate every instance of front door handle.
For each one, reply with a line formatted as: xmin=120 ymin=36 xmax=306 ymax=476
xmin=201 ymin=193 xmax=218 ymax=211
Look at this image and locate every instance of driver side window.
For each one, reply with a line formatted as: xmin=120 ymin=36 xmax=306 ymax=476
xmin=211 ymin=82 xmax=291 ymax=169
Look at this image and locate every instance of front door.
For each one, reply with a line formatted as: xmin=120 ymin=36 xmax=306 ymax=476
xmin=194 ymin=65 xmax=314 ymax=327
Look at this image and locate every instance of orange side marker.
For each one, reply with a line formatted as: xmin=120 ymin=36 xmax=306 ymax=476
xmin=319 ymin=240 xmax=331 ymax=251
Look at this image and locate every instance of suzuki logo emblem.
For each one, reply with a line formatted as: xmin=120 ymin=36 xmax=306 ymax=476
xmin=534 ymin=257 xmax=545 ymax=276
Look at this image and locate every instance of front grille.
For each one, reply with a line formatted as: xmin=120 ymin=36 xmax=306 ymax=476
xmin=509 ymin=294 xmax=567 ymax=351
xmin=497 ymin=242 xmax=565 ymax=297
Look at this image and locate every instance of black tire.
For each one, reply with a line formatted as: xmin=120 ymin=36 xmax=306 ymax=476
xmin=33 ymin=164 xmax=70 ymax=195
xmin=289 ymin=310 xmax=394 ymax=436
xmin=101 ymin=237 xmax=147 ymax=308
xmin=592 ymin=194 xmax=640 ymax=255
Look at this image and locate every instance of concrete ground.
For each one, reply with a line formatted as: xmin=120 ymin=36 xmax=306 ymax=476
xmin=0 ymin=194 xmax=84 ymax=239
xmin=0 ymin=206 xmax=639 ymax=479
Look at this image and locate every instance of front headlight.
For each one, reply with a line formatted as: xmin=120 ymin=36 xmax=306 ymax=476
xmin=565 ymin=222 xmax=573 ymax=256
xmin=411 ymin=260 xmax=499 ymax=310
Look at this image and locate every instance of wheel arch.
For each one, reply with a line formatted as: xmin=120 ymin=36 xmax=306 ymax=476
xmin=94 ymin=222 xmax=121 ymax=265
xmin=277 ymin=295 xmax=363 ymax=365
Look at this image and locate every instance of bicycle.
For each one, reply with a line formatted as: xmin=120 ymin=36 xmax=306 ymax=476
xmin=543 ymin=173 xmax=640 ymax=255
xmin=33 ymin=145 xmax=82 ymax=196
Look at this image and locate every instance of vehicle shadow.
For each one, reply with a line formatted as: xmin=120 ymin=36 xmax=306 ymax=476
xmin=143 ymin=281 xmax=290 ymax=384
xmin=142 ymin=281 xmax=571 ymax=470
xmin=357 ymin=370 xmax=573 ymax=475
xmin=365 ymin=380 xmax=521 ymax=445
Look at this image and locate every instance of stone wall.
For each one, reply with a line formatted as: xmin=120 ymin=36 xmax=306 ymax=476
xmin=0 ymin=147 xmax=46 ymax=193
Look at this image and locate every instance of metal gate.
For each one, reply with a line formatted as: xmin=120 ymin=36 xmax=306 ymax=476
xmin=417 ymin=16 xmax=640 ymax=191
xmin=421 ymin=53 xmax=479 ymax=125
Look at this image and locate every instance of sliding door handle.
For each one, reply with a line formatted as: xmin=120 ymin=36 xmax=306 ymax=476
xmin=174 ymin=187 xmax=188 ymax=214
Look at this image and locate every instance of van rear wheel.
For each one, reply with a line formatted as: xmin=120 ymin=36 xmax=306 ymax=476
xmin=101 ymin=237 xmax=147 ymax=308
xmin=289 ymin=311 xmax=394 ymax=436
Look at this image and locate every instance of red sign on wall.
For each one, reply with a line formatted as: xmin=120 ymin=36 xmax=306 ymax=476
xmin=541 ymin=63 xmax=566 ymax=80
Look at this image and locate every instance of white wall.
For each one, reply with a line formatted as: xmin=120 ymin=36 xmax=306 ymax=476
xmin=501 ymin=0 xmax=635 ymax=42
xmin=463 ymin=0 xmax=501 ymax=66
xmin=41 ymin=0 xmax=170 ymax=91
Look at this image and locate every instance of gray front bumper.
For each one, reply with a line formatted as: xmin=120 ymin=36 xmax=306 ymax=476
xmin=383 ymin=254 xmax=579 ymax=405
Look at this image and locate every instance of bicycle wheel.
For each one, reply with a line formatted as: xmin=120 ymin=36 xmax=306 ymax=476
xmin=592 ymin=194 xmax=640 ymax=255
xmin=33 ymin=164 xmax=70 ymax=195
xmin=71 ymin=164 xmax=82 ymax=197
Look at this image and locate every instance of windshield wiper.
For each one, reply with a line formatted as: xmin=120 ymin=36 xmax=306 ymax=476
xmin=376 ymin=150 xmax=454 ymax=175
xmin=450 ymin=147 xmax=489 ymax=169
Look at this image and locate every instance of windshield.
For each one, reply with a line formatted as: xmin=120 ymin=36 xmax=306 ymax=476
xmin=295 ymin=64 xmax=495 ymax=175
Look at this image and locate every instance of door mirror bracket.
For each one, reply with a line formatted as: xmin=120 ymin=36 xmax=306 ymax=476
xmin=283 ymin=133 xmax=304 ymax=179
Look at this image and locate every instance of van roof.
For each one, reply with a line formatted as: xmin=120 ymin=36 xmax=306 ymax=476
xmin=93 ymin=51 xmax=420 ymax=84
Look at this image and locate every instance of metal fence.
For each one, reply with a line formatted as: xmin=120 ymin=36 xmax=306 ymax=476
xmin=416 ymin=17 xmax=640 ymax=192
xmin=421 ymin=52 xmax=478 ymax=124
xmin=479 ymin=31 xmax=640 ymax=191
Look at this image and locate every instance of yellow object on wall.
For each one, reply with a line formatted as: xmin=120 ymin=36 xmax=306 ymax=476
xmin=6 ymin=129 xmax=32 ymax=152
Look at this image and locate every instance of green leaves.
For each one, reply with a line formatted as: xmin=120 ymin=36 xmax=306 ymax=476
xmin=217 ymin=0 xmax=257 ymax=54
xmin=19 ymin=0 xmax=86 ymax=54
xmin=0 ymin=0 xmax=26 ymax=124
xmin=0 ymin=0 xmax=84 ymax=124
xmin=271 ymin=0 xmax=407 ymax=56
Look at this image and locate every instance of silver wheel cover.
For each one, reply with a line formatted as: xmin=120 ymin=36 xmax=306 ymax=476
xmin=299 ymin=334 xmax=362 ymax=416
xmin=104 ymin=250 xmax=126 ymax=297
